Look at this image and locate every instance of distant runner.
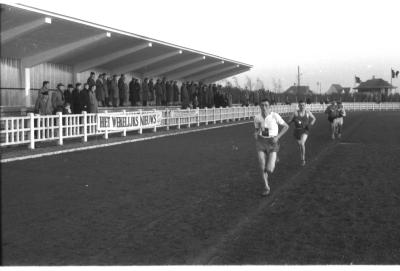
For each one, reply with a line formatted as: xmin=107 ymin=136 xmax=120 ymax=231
xmin=254 ymin=99 xmax=289 ymax=196
xmin=325 ymin=100 xmax=339 ymax=140
xmin=336 ymin=101 xmax=346 ymax=139
xmin=288 ymin=100 xmax=316 ymax=166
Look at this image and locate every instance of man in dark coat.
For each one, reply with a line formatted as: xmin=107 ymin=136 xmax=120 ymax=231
xmin=103 ymin=73 xmax=109 ymax=107
xmin=118 ymin=74 xmax=126 ymax=106
xmin=129 ymin=77 xmax=136 ymax=106
xmin=180 ymin=82 xmax=189 ymax=109
xmin=95 ymin=74 xmax=105 ymax=106
xmin=110 ymin=75 xmax=119 ymax=107
xmin=161 ymin=77 xmax=167 ymax=106
xmin=142 ymin=78 xmax=149 ymax=106
xmin=79 ymin=83 xmax=90 ymax=112
xmin=155 ymin=79 xmax=163 ymax=106
xmin=134 ymin=79 xmax=141 ymax=106
xmin=87 ymin=72 xmax=96 ymax=88
xmin=148 ymin=79 xmax=155 ymax=105
xmin=64 ymin=84 xmax=74 ymax=107
xmin=173 ymin=81 xmax=180 ymax=105
xmin=71 ymin=83 xmax=82 ymax=114
xmin=166 ymin=80 xmax=173 ymax=106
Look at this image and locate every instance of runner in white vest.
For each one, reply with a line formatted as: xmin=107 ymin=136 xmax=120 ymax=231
xmin=254 ymin=99 xmax=289 ymax=196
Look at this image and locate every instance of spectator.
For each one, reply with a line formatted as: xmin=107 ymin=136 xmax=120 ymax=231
xmin=173 ymin=81 xmax=180 ymax=105
xmin=34 ymin=89 xmax=53 ymax=115
xmin=142 ymin=78 xmax=149 ymax=106
xmin=167 ymin=80 xmax=175 ymax=106
xmin=134 ymin=79 xmax=141 ymax=106
xmin=64 ymin=84 xmax=74 ymax=106
xmin=71 ymin=83 xmax=82 ymax=114
xmin=110 ymin=75 xmax=119 ymax=107
xmin=161 ymin=77 xmax=167 ymax=106
xmin=103 ymin=73 xmax=110 ymax=107
xmin=63 ymin=103 xmax=72 ymax=114
xmin=148 ymin=78 xmax=155 ymax=105
xmin=80 ymin=83 xmax=90 ymax=112
xmin=39 ymin=80 xmax=50 ymax=95
xmin=192 ymin=95 xmax=199 ymax=109
xmin=207 ymin=84 xmax=214 ymax=108
xmin=95 ymin=74 xmax=105 ymax=106
xmin=118 ymin=74 xmax=126 ymax=106
xmin=87 ymin=72 xmax=96 ymax=88
xmin=52 ymin=83 xmax=65 ymax=114
xmin=155 ymin=79 xmax=163 ymax=106
xmin=180 ymin=82 xmax=189 ymax=109
xmin=87 ymin=85 xmax=98 ymax=113
xmin=129 ymin=77 xmax=136 ymax=106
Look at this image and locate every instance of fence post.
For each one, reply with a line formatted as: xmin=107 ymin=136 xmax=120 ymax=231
xmin=58 ymin=112 xmax=63 ymax=146
xmin=187 ymin=108 xmax=191 ymax=128
xmin=197 ymin=108 xmax=200 ymax=127
xmin=104 ymin=110 xmax=109 ymax=139
xmin=205 ymin=108 xmax=208 ymax=125
xmin=153 ymin=109 xmax=157 ymax=132
xmin=220 ymin=108 xmax=223 ymax=123
xmin=121 ymin=110 xmax=127 ymax=136
xmin=213 ymin=107 xmax=216 ymax=124
xmin=29 ymin=113 xmax=35 ymax=149
xmin=166 ymin=109 xmax=170 ymax=131
xmin=83 ymin=111 xmax=87 ymax=142
xmin=138 ymin=109 xmax=143 ymax=134
xmin=177 ymin=109 xmax=181 ymax=130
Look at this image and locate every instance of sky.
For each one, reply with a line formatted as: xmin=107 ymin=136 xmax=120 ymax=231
xmin=8 ymin=0 xmax=400 ymax=92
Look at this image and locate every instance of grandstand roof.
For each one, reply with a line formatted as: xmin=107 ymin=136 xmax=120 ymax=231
xmin=0 ymin=3 xmax=252 ymax=83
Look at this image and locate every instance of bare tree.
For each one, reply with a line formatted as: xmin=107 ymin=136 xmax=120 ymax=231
xmin=245 ymin=76 xmax=253 ymax=91
xmin=232 ymin=76 xmax=240 ymax=88
xmin=256 ymin=77 xmax=265 ymax=90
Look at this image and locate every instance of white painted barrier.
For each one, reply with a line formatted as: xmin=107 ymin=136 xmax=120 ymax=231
xmin=1 ymin=103 xmax=399 ymax=149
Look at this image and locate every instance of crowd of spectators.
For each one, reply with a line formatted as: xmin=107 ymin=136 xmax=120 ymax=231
xmin=34 ymin=72 xmax=235 ymax=115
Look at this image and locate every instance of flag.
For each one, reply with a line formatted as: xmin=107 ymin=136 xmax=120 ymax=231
xmin=392 ymin=69 xmax=396 ymax=78
xmin=355 ymin=76 xmax=361 ymax=83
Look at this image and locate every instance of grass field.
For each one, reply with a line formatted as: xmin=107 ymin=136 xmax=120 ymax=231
xmin=1 ymin=111 xmax=400 ymax=265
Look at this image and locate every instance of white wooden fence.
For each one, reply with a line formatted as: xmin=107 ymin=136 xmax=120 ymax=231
xmin=1 ymin=102 xmax=399 ymax=149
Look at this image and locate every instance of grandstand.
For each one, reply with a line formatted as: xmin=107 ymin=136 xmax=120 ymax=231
xmin=0 ymin=3 xmax=252 ymax=109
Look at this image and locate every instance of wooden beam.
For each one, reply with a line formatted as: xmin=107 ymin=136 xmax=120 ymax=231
xmin=1 ymin=18 xmax=50 ymax=44
xmin=74 ymin=42 xmax=151 ymax=72
xmin=21 ymin=32 xmax=109 ymax=67
xmin=166 ymin=61 xmax=223 ymax=80
xmin=143 ymin=56 xmax=205 ymax=78
xmin=113 ymin=50 xmax=181 ymax=75
xmin=189 ymin=65 xmax=239 ymax=82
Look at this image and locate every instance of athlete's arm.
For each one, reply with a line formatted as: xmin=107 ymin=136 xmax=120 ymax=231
xmin=308 ymin=110 xmax=316 ymax=125
xmin=287 ymin=112 xmax=296 ymax=124
xmin=273 ymin=113 xmax=289 ymax=143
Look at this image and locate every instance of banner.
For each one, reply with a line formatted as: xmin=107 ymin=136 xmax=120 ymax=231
xmin=97 ymin=111 xmax=162 ymax=131
xmin=170 ymin=109 xmax=199 ymax=118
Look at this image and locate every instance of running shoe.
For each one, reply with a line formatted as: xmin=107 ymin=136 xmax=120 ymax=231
xmin=261 ymin=188 xmax=270 ymax=196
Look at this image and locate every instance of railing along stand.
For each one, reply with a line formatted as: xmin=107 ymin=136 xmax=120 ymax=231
xmin=58 ymin=112 xmax=63 ymax=146
xmin=82 ymin=111 xmax=88 ymax=142
xmin=29 ymin=113 xmax=35 ymax=149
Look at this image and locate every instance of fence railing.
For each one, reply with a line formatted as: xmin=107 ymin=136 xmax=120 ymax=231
xmin=1 ymin=102 xmax=399 ymax=149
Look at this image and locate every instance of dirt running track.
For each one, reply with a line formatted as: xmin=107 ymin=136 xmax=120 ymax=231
xmin=1 ymin=111 xmax=400 ymax=265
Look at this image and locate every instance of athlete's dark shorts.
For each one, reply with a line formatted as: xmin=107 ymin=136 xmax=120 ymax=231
xmin=256 ymin=137 xmax=280 ymax=153
xmin=294 ymin=128 xmax=309 ymax=140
